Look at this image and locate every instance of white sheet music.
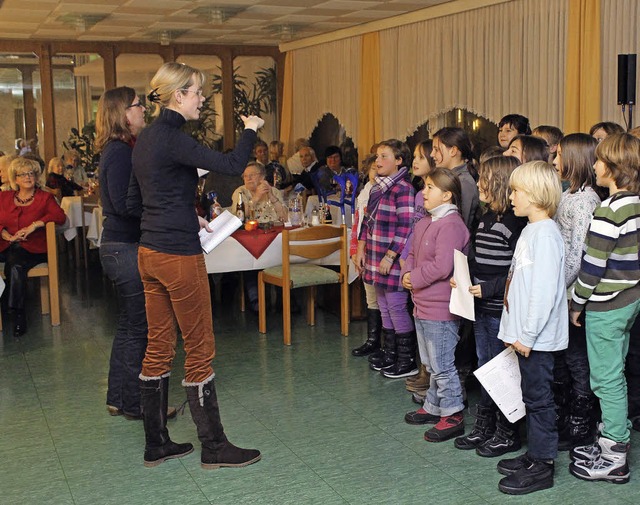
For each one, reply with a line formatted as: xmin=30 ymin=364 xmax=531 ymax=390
xmin=449 ymin=249 xmax=475 ymax=321
xmin=473 ymin=347 xmax=526 ymax=423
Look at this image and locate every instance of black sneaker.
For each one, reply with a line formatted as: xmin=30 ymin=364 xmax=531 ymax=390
xmin=498 ymin=459 xmax=554 ymax=495
xmin=497 ymin=452 xmax=534 ymax=476
xmin=381 ymin=362 xmax=419 ymax=379
xmin=405 ymin=409 xmax=440 ymax=425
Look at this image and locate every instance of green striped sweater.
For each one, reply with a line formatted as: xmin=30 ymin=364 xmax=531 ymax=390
xmin=571 ymin=191 xmax=640 ymax=312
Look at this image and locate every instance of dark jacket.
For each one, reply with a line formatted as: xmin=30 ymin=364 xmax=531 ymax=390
xmin=46 ymin=172 xmax=82 ymax=197
xmin=128 ymin=108 xmax=256 ymax=255
xmin=99 ymin=139 xmax=140 ymax=243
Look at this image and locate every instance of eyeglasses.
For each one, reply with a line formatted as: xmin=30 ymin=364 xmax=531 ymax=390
xmin=16 ymin=171 xmax=36 ymax=178
xmin=127 ymin=101 xmax=144 ymax=109
xmin=180 ymin=88 xmax=204 ymax=97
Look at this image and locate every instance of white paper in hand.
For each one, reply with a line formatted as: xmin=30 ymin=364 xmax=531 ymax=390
xmin=449 ymin=249 xmax=475 ymax=321
xmin=473 ymin=347 xmax=526 ymax=423
xmin=199 ymin=210 xmax=242 ymax=254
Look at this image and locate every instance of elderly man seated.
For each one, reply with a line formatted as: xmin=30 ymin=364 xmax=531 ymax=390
xmin=230 ymin=161 xmax=287 ymax=312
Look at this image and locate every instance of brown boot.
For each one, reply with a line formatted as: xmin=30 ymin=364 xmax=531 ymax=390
xmin=406 ymin=364 xmax=429 ymax=392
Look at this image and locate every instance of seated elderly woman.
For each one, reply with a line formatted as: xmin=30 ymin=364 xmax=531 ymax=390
xmin=231 ymin=161 xmax=287 ymax=223
xmin=46 ymin=156 xmax=83 ymax=197
xmin=0 ymin=157 xmax=66 ymax=336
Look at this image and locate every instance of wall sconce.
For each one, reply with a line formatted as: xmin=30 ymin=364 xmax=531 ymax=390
xmin=159 ymin=31 xmax=171 ymax=46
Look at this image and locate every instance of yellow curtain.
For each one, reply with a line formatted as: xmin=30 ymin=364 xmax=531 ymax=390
xmin=279 ymin=52 xmax=294 ymax=155
xmin=564 ymin=0 xmax=601 ymax=133
xmin=358 ymin=32 xmax=381 ymax=157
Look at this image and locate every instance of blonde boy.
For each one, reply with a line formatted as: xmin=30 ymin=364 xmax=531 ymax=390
xmin=495 ymin=161 xmax=567 ymax=495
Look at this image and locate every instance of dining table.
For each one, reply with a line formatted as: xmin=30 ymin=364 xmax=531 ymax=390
xmin=59 ymin=196 xmax=103 ymax=247
xmin=203 ymin=224 xmax=357 ymax=283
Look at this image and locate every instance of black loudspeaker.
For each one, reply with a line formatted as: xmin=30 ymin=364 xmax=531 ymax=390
xmin=618 ymin=54 xmax=637 ymax=105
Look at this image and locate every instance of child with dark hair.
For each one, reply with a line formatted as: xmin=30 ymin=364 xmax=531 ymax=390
xmin=551 ymin=133 xmax=601 ymax=450
xmin=589 ymin=121 xmax=625 ymax=143
xmin=498 ymin=114 xmax=532 ymax=148
xmin=532 ymin=125 xmax=564 ymax=163
xmin=401 ymin=168 xmax=470 ymax=442
xmin=356 ymin=139 xmax=416 ymax=378
xmin=504 ymin=135 xmax=550 ymax=164
xmin=569 ymin=133 xmax=640 ymax=484
xmin=430 ymin=127 xmax=479 ymax=230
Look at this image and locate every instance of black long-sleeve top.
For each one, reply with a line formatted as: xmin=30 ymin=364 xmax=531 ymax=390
xmin=128 ymin=108 xmax=256 ymax=255
xmin=46 ymin=172 xmax=83 ymax=197
xmin=99 ymin=139 xmax=141 ymax=243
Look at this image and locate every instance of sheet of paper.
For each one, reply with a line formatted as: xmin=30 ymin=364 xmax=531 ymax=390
xmin=197 ymin=168 xmax=209 ymax=178
xmin=449 ymin=249 xmax=475 ymax=321
xmin=199 ymin=210 xmax=242 ymax=254
xmin=473 ymin=347 xmax=526 ymax=423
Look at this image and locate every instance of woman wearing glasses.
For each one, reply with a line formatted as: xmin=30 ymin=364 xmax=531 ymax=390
xmin=95 ymin=86 xmax=167 ymax=421
xmin=0 ymin=157 xmax=65 ymax=336
xmin=128 ymin=62 xmax=264 ymax=469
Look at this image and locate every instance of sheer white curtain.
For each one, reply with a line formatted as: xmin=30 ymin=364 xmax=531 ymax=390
xmin=379 ymin=0 xmax=568 ymax=138
xmin=600 ymin=0 xmax=640 ymax=126
xmin=289 ymin=37 xmax=361 ymax=141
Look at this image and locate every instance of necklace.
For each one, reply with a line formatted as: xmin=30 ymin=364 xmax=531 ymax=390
xmin=15 ymin=190 xmax=36 ymax=205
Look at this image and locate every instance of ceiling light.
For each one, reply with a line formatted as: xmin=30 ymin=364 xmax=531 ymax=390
xmin=210 ymin=7 xmax=226 ymax=25
xmin=159 ymin=31 xmax=171 ymax=46
xmin=279 ymin=25 xmax=294 ymax=41
xmin=75 ymin=17 xmax=87 ymax=33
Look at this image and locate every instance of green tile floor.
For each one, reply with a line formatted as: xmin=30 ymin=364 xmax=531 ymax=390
xmin=1 ymin=263 xmax=639 ymax=504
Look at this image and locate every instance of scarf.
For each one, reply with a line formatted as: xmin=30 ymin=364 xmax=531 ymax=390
xmin=363 ymin=167 xmax=409 ymax=229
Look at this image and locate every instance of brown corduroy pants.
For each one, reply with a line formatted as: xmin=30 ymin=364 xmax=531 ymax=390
xmin=138 ymin=246 xmax=215 ymax=383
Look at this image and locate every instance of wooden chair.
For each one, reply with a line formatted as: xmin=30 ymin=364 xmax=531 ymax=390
xmin=0 ymin=221 xmax=61 ymax=332
xmin=258 ymin=224 xmax=349 ymax=345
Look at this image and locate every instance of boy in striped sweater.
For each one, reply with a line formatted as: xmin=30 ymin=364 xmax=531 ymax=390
xmin=569 ymin=133 xmax=640 ymax=484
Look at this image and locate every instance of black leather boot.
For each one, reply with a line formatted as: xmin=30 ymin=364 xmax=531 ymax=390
xmin=185 ymin=376 xmax=261 ymax=469
xmin=476 ymin=412 xmax=521 ymax=457
xmin=141 ymin=375 xmax=194 ymax=467
xmin=560 ymin=394 xmax=598 ymax=450
xmin=369 ymin=328 xmax=396 ymax=371
xmin=352 ymin=309 xmax=382 ymax=356
xmin=381 ymin=331 xmax=418 ymax=378
xmin=455 ymin=405 xmax=497 ymax=450
xmin=368 ymin=327 xmax=394 ymax=366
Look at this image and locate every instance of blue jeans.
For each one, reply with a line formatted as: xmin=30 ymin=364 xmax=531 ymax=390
xmin=417 ymin=318 xmax=464 ymax=416
xmin=100 ymin=242 xmax=148 ymax=416
xmin=474 ymin=312 xmax=504 ymax=407
xmin=518 ymin=350 xmax=557 ymax=460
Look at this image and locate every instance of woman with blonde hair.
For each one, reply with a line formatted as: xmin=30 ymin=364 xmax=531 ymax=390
xmin=0 ymin=157 xmax=65 ymax=336
xmin=128 ymin=62 xmax=264 ymax=468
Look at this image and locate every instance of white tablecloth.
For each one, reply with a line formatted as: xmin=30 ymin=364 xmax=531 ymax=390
xmin=59 ymin=196 xmax=97 ymax=242
xmin=204 ymin=227 xmax=357 ymax=283
xmin=86 ymin=206 xmax=103 ymax=248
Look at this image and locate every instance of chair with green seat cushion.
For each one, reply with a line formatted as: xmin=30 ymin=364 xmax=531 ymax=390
xmin=258 ymin=225 xmax=349 ymax=345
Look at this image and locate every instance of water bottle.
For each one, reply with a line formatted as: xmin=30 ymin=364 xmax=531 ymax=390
xmin=289 ymin=192 xmax=303 ymax=226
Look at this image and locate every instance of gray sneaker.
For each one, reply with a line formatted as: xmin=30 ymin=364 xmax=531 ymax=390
xmin=569 ymin=437 xmax=630 ymax=484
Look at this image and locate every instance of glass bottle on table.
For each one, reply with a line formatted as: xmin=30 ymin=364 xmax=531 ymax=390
xmin=236 ymin=191 xmax=246 ymax=223
xmin=288 ymin=191 xmax=303 ymax=226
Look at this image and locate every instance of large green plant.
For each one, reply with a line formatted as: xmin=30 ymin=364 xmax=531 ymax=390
xmin=210 ymin=65 xmax=277 ymax=136
xmin=181 ymin=94 xmax=221 ymax=149
xmin=63 ymin=121 xmax=98 ymax=168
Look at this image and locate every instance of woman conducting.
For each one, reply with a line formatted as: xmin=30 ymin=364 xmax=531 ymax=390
xmin=0 ymin=157 xmax=66 ymax=336
xmin=128 ymin=62 xmax=264 ymax=468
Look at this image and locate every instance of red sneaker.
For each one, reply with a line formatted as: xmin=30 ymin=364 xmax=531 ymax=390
xmin=424 ymin=412 xmax=464 ymax=442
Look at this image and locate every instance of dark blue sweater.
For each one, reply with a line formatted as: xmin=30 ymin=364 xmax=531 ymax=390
xmin=128 ymin=108 xmax=256 ymax=255
xmin=99 ymin=139 xmax=141 ymax=243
